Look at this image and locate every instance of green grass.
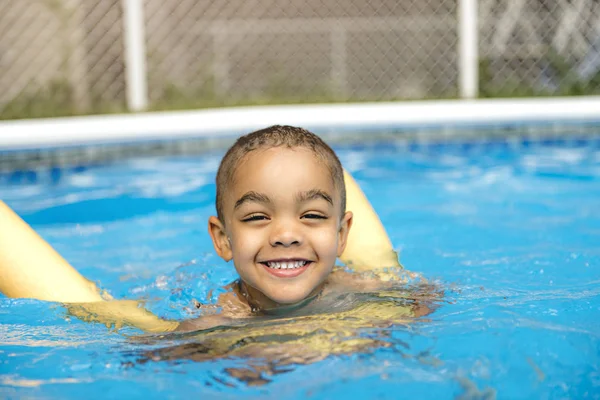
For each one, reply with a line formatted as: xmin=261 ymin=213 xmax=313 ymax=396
xmin=478 ymin=53 xmax=600 ymax=98
xmin=0 ymin=80 xmax=126 ymax=120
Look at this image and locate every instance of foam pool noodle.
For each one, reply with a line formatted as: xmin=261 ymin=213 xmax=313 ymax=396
xmin=0 ymin=200 xmax=178 ymax=333
xmin=340 ymin=170 xmax=402 ymax=271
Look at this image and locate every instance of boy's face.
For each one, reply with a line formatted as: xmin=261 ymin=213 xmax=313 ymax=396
xmin=209 ymin=147 xmax=352 ymax=305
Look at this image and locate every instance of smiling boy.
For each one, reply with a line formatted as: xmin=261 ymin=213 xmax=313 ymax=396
xmin=207 ymin=125 xmax=352 ymax=313
xmin=174 ymin=125 xmax=419 ymax=332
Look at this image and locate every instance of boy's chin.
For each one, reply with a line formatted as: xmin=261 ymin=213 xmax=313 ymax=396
xmin=267 ymin=289 xmax=316 ymax=306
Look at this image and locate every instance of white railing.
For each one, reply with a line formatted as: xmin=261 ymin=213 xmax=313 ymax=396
xmin=1 ymin=0 xmax=599 ymax=119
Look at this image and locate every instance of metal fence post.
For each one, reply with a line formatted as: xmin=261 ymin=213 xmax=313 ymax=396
xmin=458 ymin=0 xmax=478 ymax=99
xmin=122 ymin=0 xmax=148 ymax=111
xmin=331 ymin=25 xmax=348 ymax=100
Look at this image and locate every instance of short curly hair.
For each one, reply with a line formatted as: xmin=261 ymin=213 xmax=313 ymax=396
xmin=215 ymin=125 xmax=345 ymax=222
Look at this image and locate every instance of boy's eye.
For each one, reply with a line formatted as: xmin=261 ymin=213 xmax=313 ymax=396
xmin=302 ymin=213 xmax=327 ymax=220
xmin=242 ymin=214 xmax=269 ymax=222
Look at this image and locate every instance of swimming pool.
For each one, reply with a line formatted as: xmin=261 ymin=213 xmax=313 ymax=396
xmin=1 ymin=134 xmax=599 ymax=399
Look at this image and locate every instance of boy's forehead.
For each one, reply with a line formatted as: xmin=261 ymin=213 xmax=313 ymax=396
xmin=233 ymin=147 xmax=327 ymax=178
xmin=227 ymin=147 xmax=336 ymax=195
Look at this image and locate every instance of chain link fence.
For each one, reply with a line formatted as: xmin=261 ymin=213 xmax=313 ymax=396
xmin=144 ymin=0 xmax=458 ymax=109
xmin=1 ymin=0 xmax=600 ymax=120
xmin=479 ymin=0 xmax=600 ymax=97
xmin=0 ymin=0 xmax=126 ymax=119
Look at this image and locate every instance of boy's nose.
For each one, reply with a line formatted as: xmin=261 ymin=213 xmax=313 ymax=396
xmin=269 ymin=222 xmax=302 ymax=247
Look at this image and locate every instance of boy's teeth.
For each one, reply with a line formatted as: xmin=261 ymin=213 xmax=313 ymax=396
xmin=267 ymin=261 xmax=307 ymax=269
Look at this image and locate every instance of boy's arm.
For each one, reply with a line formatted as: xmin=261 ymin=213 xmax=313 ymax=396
xmin=340 ymin=170 xmax=402 ymax=271
xmin=66 ymin=300 xmax=179 ymax=333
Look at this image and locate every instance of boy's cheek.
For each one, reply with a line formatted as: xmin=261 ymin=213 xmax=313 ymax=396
xmin=231 ymin=233 xmax=262 ymax=255
xmin=311 ymin=227 xmax=343 ymax=255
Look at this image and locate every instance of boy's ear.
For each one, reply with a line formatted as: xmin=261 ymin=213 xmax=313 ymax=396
xmin=336 ymin=211 xmax=353 ymax=257
xmin=208 ymin=216 xmax=232 ymax=261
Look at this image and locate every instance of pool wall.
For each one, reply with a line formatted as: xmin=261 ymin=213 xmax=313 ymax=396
xmin=1 ymin=97 xmax=600 ymax=170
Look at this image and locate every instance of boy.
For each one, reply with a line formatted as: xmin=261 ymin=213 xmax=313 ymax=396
xmin=175 ymin=125 xmax=427 ymax=331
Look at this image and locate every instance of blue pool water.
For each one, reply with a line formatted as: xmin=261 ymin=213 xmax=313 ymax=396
xmin=1 ymin=137 xmax=599 ymax=399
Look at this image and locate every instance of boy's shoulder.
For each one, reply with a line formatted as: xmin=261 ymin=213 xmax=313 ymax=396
xmin=175 ymin=287 xmax=251 ymax=332
xmin=323 ymin=267 xmax=398 ymax=294
xmin=176 ymin=268 xmax=431 ymax=333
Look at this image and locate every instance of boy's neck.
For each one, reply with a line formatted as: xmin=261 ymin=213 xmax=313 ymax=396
xmin=236 ymin=280 xmax=324 ymax=316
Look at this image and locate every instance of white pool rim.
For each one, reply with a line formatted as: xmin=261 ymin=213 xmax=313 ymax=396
xmin=1 ymin=97 xmax=599 ymax=150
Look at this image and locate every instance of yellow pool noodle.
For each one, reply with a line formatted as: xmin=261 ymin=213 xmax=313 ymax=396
xmin=0 ymin=200 xmax=103 ymax=303
xmin=340 ymin=170 xmax=402 ymax=270
xmin=0 ymin=200 xmax=178 ymax=332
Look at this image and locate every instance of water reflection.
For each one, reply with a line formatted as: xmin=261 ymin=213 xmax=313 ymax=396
xmin=128 ymin=283 xmax=442 ymax=386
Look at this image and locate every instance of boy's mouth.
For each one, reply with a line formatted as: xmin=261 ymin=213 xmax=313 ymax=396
xmin=264 ymin=260 xmax=309 ymax=270
xmin=259 ymin=259 xmax=312 ymax=278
